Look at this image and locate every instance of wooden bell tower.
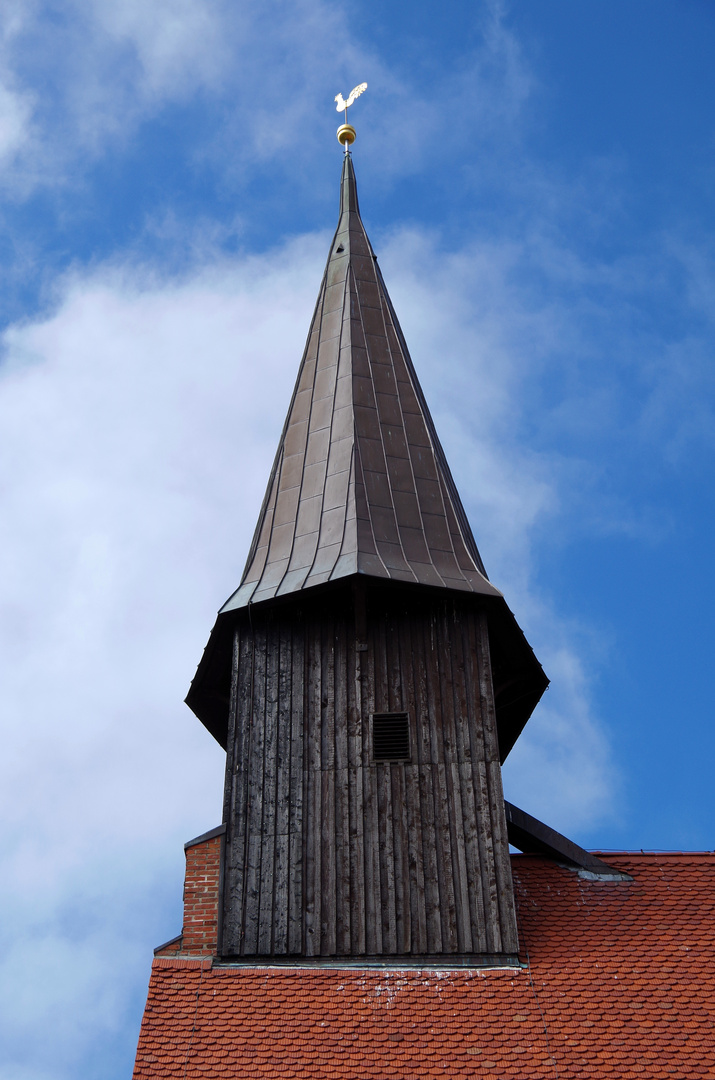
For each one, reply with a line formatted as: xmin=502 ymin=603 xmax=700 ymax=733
xmin=187 ymin=154 xmax=548 ymax=965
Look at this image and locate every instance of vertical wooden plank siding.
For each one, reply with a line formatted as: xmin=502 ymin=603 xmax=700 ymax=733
xmin=240 ymin=622 xmax=266 ymax=955
xmin=272 ymin=624 xmax=292 ymax=953
xmin=304 ymin=625 xmax=321 ymax=956
xmin=287 ymin=620 xmax=304 ymax=954
xmin=334 ymin=618 xmax=351 ymax=954
xmin=218 ymin=630 xmax=244 ymax=955
xmin=319 ymin=619 xmax=336 ymax=955
xmin=220 ymin=590 xmax=518 ymax=960
xmin=257 ymin=621 xmax=279 ymax=953
xmin=475 ymin=610 xmax=520 ymax=955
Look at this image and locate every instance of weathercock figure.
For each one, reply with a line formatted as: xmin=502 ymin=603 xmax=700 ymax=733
xmin=335 ymin=81 xmax=367 ymax=148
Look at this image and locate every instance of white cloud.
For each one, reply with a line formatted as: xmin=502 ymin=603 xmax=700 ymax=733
xmin=0 ymin=79 xmax=32 ymax=164
xmin=91 ymin=0 xmax=232 ymax=98
xmin=0 ymin=4 xmax=34 ymax=169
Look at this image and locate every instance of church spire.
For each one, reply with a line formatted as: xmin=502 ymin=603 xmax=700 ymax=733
xmin=185 ymin=147 xmax=552 ymax=964
xmin=223 ymin=154 xmax=500 ymax=613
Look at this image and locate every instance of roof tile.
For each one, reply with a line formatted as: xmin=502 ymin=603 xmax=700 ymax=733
xmin=134 ymin=854 xmax=715 ymax=1079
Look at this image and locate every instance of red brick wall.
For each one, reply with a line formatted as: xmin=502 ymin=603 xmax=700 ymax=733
xmin=154 ymin=832 xmax=221 ymax=957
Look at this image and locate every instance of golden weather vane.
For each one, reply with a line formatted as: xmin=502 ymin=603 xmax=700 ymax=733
xmin=335 ymin=82 xmax=367 ymax=150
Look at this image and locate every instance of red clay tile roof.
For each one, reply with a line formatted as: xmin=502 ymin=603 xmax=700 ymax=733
xmin=134 ymin=852 xmax=715 ymax=1078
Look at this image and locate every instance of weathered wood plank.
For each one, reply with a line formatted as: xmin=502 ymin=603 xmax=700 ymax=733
xmin=475 ymin=756 xmax=501 ymax=953
xmin=462 ymin=609 xmax=498 ymax=950
xmin=333 ymin=618 xmax=351 ymax=954
xmin=242 ymin=621 xmax=267 ymax=954
xmin=439 ymin=605 xmax=472 ymax=953
xmin=303 ymin=619 xmax=321 ymax=956
xmin=413 ymin=607 xmax=432 ymax=770
xmin=347 ymin=617 xmax=362 ymax=771
xmin=374 ymin=607 xmax=389 ymax=714
xmin=321 ymin=765 xmax=336 ymax=954
xmin=387 ymin=607 xmax=403 ymax=712
xmin=464 ymin=610 xmax=504 ymax=949
xmin=288 ymin=617 xmax=304 ymax=954
xmin=418 ymin=762 xmax=441 ymax=952
xmin=360 ymin=617 xmax=379 ymax=954
xmin=319 ymin=617 xmax=337 ymax=955
xmin=459 ymin=759 xmax=487 ymax=951
xmin=363 ymin=754 xmax=381 ymax=955
xmin=449 ymin=761 xmax=472 ymax=953
xmin=347 ymin=618 xmax=365 ymax=953
xmin=435 ymin=762 xmax=458 ymax=952
xmin=257 ymin=618 xmax=279 ymax=953
xmin=377 ymin=764 xmax=397 ymax=953
xmin=476 ymin=610 xmax=518 ymax=954
xmin=334 ymin=614 xmax=349 ymax=772
xmin=349 ymin=763 xmax=366 ymax=954
xmin=414 ymin=615 xmax=441 ymax=953
xmin=272 ymin=621 xmax=292 ymax=953
xmin=424 ymin=609 xmax=459 ymax=950
xmin=473 ymin=611 xmax=507 ymax=954
xmin=404 ymin=762 xmax=427 ymax=953
xmin=450 ymin=609 xmax=485 ymax=950
xmin=436 ymin=604 xmax=457 ymax=765
xmin=397 ymin=613 xmax=425 ymax=953
xmin=334 ymin=766 xmax=350 ymax=953
xmin=222 ymin=627 xmax=241 ymax=826
xmin=220 ymin=626 xmax=248 ymax=955
xmin=305 ymin=761 xmax=322 ymax=956
xmin=391 ymin=764 xmax=411 ymax=953
xmin=450 ymin=602 xmax=472 ymax=765
xmin=425 ymin=610 xmax=444 ymax=764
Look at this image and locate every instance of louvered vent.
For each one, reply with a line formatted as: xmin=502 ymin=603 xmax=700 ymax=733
xmin=372 ymin=712 xmax=410 ymax=761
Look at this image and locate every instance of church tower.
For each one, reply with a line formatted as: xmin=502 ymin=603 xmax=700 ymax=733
xmin=186 ymin=144 xmax=548 ymax=965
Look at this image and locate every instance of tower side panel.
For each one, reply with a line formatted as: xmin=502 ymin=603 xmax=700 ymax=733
xmin=220 ymin=589 xmax=517 ymax=960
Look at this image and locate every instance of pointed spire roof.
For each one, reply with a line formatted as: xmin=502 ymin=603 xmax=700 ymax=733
xmin=222 ymin=154 xmax=500 ymax=613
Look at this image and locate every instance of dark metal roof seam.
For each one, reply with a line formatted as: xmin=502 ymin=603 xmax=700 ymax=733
xmin=351 ymin=255 xmax=416 ymax=585
xmin=301 ymin=262 xmax=351 ymax=588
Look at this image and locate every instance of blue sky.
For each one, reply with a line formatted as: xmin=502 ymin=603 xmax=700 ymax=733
xmin=1 ymin=2 xmax=714 ymax=1077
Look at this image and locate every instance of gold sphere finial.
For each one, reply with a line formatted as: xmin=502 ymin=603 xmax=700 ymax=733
xmin=337 ymin=123 xmax=356 ymax=147
xmin=334 ymin=82 xmax=366 ymax=151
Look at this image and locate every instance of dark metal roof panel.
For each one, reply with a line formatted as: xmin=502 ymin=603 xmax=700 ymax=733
xmin=221 ymin=155 xmax=499 ymax=613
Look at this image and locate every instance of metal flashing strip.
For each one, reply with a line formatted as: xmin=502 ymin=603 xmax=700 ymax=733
xmin=574 ymin=866 xmax=633 ymax=882
xmin=153 ymin=934 xmax=182 ymax=956
xmin=184 ymin=823 xmax=226 ymax=851
xmin=212 ymin=955 xmax=524 ymax=971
